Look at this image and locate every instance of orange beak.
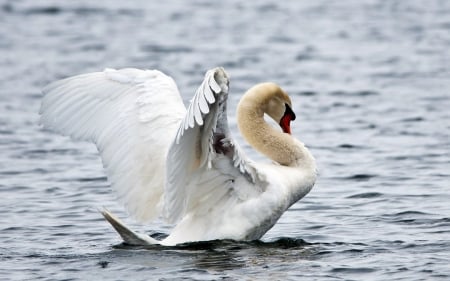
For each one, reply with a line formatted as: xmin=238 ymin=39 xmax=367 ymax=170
xmin=279 ymin=104 xmax=296 ymax=134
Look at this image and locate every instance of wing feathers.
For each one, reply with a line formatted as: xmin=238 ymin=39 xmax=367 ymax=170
xmin=41 ymin=66 xmax=263 ymax=225
xmin=40 ymin=68 xmax=185 ymax=222
xmin=176 ymin=69 xmax=220 ymax=143
xmin=164 ymin=68 xmax=261 ymax=224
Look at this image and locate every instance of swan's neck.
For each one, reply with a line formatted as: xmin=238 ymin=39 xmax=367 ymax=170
xmin=237 ymin=92 xmax=313 ymax=167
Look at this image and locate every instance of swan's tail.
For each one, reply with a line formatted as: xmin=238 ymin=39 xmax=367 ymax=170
xmin=100 ymin=209 xmax=159 ymax=245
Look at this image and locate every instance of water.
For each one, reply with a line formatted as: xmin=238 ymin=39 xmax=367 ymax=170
xmin=1 ymin=0 xmax=449 ymax=280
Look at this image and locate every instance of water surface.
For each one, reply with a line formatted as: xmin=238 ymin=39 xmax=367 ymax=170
xmin=1 ymin=0 xmax=449 ymax=280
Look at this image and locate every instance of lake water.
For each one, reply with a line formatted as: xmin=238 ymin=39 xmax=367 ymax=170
xmin=1 ymin=0 xmax=449 ymax=280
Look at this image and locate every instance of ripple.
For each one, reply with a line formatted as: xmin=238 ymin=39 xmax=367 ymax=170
xmin=80 ymin=43 xmax=106 ymax=52
xmin=400 ymin=116 xmax=425 ymax=123
xmin=393 ymin=211 xmax=431 ymax=216
xmin=76 ymin=176 xmax=108 ymax=182
xmin=0 ymin=129 xmax=14 ymax=135
xmin=343 ymin=174 xmax=377 ymax=181
xmin=22 ymin=6 xmax=62 ymax=15
xmin=141 ymin=44 xmax=193 ymax=54
xmin=113 ymin=237 xmax=312 ymax=251
xmin=331 ymin=267 xmax=376 ymax=273
xmin=256 ymin=237 xmax=311 ymax=248
xmin=337 ymin=143 xmax=366 ymax=149
xmin=297 ymin=90 xmax=317 ymax=96
xmin=329 ymin=90 xmax=379 ymax=97
xmin=347 ymin=192 xmax=383 ymax=199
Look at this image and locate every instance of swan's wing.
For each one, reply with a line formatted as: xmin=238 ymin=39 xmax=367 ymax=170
xmin=40 ymin=68 xmax=186 ymax=222
xmin=164 ymin=67 xmax=264 ymax=223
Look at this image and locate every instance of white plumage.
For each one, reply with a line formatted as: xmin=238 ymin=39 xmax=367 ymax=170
xmin=40 ymin=67 xmax=316 ymax=246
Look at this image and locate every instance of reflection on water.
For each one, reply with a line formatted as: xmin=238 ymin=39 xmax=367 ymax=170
xmin=110 ymin=238 xmax=319 ymax=275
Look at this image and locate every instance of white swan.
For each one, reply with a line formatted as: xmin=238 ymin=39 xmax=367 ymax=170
xmin=40 ymin=67 xmax=316 ymax=246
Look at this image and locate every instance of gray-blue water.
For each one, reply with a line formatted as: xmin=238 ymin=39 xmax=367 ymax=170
xmin=1 ymin=0 xmax=449 ymax=280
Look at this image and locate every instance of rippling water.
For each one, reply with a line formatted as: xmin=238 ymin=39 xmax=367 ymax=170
xmin=1 ymin=0 xmax=449 ymax=280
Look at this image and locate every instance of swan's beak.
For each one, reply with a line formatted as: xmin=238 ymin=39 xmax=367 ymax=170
xmin=280 ymin=104 xmax=296 ymax=134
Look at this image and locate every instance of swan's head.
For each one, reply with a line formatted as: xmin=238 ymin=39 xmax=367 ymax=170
xmin=247 ymin=82 xmax=296 ymax=134
xmin=237 ymin=82 xmax=302 ymax=165
xmin=262 ymin=83 xmax=296 ymax=134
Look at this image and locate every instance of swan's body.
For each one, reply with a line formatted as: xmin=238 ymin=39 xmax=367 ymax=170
xmin=40 ymin=67 xmax=316 ymax=246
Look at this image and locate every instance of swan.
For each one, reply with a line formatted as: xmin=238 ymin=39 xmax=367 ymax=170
xmin=39 ymin=67 xmax=316 ymax=246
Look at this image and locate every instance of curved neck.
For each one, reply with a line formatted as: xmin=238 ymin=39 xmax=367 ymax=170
xmin=237 ymin=88 xmax=311 ymax=167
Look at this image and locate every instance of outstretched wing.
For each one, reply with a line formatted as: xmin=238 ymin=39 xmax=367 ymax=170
xmin=164 ymin=67 xmax=263 ymax=223
xmin=40 ymin=68 xmax=186 ymax=222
